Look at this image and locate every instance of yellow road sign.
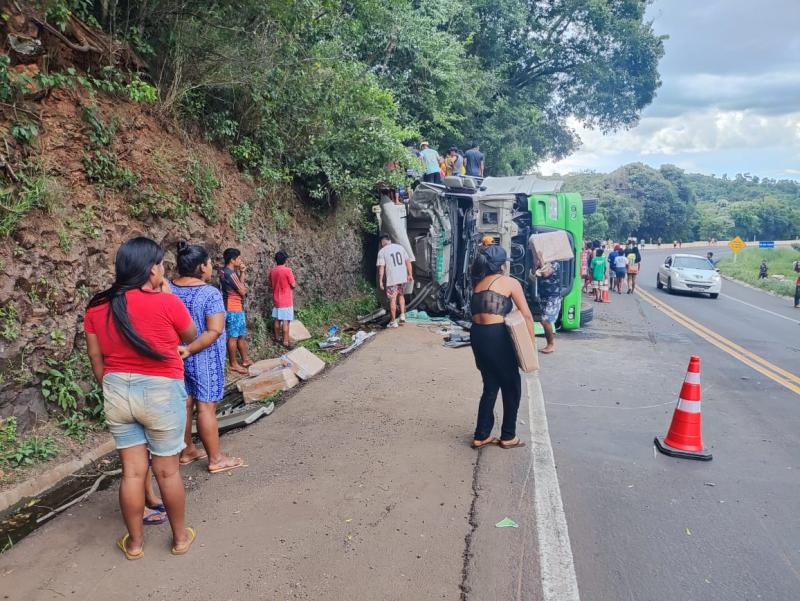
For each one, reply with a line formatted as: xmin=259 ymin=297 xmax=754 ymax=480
xmin=728 ymin=236 xmax=746 ymax=253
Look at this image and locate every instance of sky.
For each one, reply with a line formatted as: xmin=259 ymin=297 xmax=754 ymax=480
xmin=538 ymin=0 xmax=800 ymax=181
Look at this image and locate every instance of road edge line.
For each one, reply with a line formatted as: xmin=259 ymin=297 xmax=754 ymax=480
xmin=525 ymin=372 xmax=581 ymax=601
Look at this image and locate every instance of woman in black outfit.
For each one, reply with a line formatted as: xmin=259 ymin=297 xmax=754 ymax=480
xmin=469 ymin=245 xmax=536 ymax=449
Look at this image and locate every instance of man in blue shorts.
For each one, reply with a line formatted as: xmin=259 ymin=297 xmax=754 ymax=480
xmin=219 ymin=248 xmax=253 ymax=374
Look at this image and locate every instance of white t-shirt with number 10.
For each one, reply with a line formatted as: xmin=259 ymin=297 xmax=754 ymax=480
xmin=377 ymin=243 xmax=411 ymax=287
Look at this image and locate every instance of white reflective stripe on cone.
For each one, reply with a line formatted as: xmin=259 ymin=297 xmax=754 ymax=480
xmin=677 ymin=398 xmax=702 ymax=413
xmin=684 ymin=371 xmax=701 ymax=384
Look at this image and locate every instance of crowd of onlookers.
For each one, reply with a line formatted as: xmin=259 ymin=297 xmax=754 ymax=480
xmin=85 ymin=238 xmax=296 ymax=559
xmin=415 ymin=140 xmax=485 ymax=184
xmin=580 ymin=239 xmax=642 ymax=302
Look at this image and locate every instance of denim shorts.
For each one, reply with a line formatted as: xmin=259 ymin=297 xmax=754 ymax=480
xmin=226 ymin=311 xmax=247 ymax=337
xmin=271 ymin=306 xmax=294 ymax=322
xmin=103 ymin=373 xmax=187 ymax=456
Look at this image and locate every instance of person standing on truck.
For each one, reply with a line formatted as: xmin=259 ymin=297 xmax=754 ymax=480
xmin=419 ymin=141 xmax=442 ymax=184
xmin=535 ymin=255 xmax=561 ymax=354
xmin=376 ymin=234 xmax=414 ymax=328
xmin=469 ymin=245 xmax=534 ymax=449
xmin=464 ymin=142 xmax=485 ymax=178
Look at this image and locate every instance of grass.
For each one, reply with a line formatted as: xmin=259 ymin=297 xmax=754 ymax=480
xmin=717 ymin=247 xmax=800 ymax=297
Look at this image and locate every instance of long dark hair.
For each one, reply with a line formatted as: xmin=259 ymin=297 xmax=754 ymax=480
xmin=88 ymin=237 xmax=168 ymax=360
xmin=176 ymin=241 xmax=209 ymax=277
xmin=470 ymin=250 xmax=503 ymax=284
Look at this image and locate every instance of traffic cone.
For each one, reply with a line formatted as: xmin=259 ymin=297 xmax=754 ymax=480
xmin=601 ymin=275 xmax=610 ymax=303
xmin=654 ymin=356 xmax=712 ymax=461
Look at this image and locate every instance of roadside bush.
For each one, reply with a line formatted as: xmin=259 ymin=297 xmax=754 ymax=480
xmin=717 ymin=247 xmax=800 ymax=297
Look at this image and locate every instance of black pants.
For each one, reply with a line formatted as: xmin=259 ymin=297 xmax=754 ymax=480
xmin=470 ymin=323 xmax=522 ymax=441
xmin=423 ymin=172 xmax=442 ymax=184
xmin=795 ymin=284 xmax=800 ymax=307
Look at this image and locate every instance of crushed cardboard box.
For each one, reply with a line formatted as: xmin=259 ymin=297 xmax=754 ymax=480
xmin=248 ymin=357 xmax=289 ymax=377
xmin=288 ymin=320 xmax=312 ymax=343
xmin=529 ymin=230 xmax=574 ymax=263
xmin=282 ymin=347 xmax=326 ymax=380
xmin=237 ymin=367 xmax=299 ymax=403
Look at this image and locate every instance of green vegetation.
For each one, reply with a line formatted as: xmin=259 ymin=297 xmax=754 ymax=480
xmin=80 ymin=106 xmax=136 ymax=190
xmin=229 ymin=200 xmax=252 ymax=241
xmin=40 ymin=353 xmax=103 ymax=415
xmin=0 ymin=301 xmax=20 ymax=341
xmin=1 ymin=416 xmax=59 ymax=467
xmin=269 ymin=206 xmax=291 ymax=232
xmin=187 ymin=158 xmax=220 ymax=224
xmin=58 ymin=1 xmax=663 ymax=208
xmin=0 ymin=170 xmax=61 ymax=237
xmin=11 ymin=121 xmax=39 ymax=145
xmin=717 ymin=248 xmax=800 ymax=297
xmin=129 ymin=187 xmax=190 ymax=221
xmin=564 ymin=165 xmax=799 ymax=243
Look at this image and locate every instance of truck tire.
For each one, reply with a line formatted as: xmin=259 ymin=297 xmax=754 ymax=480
xmin=580 ymin=305 xmax=594 ymax=326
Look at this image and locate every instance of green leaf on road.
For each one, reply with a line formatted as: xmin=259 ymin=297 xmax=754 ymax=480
xmin=495 ymin=518 xmax=519 ymax=528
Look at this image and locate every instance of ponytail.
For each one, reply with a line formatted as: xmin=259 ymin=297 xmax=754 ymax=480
xmin=88 ymin=237 xmax=168 ymax=361
xmin=176 ymin=240 xmax=209 ymax=277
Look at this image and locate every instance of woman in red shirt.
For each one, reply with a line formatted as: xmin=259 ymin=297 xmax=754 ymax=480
xmin=85 ymin=237 xmax=198 ymax=560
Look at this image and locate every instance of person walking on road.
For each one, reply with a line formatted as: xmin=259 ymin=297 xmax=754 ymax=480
xmin=590 ymin=248 xmax=606 ymax=302
xmin=469 ymin=245 xmax=534 ymax=449
xmin=171 ymin=242 xmax=244 ymax=475
xmin=612 ymin=245 xmax=628 ymax=293
xmin=795 ymin=270 xmax=800 ymax=308
xmin=419 ymin=141 xmax=442 ymax=184
xmin=607 ymin=244 xmax=620 ymax=293
xmin=376 ymin=234 xmax=413 ymax=328
xmin=625 ymin=242 xmax=641 ymax=293
xmin=84 ymin=237 xmax=197 ymax=560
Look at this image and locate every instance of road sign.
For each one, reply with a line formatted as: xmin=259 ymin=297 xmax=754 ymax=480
xmin=759 ymin=240 xmax=775 ymax=248
xmin=728 ymin=236 xmax=746 ymax=253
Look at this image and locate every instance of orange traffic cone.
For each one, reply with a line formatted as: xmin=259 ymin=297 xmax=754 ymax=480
xmin=601 ymin=277 xmax=610 ymax=303
xmin=655 ymin=356 xmax=712 ymax=460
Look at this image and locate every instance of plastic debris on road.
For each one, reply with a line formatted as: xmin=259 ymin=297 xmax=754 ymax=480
xmin=495 ymin=517 xmax=519 ymax=528
xmin=340 ymin=330 xmax=376 ymax=354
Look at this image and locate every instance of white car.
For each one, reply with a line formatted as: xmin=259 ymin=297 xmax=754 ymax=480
xmin=657 ymin=254 xmax=721 ymax=298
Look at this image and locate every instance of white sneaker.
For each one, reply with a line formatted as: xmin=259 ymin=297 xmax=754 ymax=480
xmin=399 ymin=314 xmax=407 ymax=324
xmin=386 ymin=320 xmax=399 ymax=329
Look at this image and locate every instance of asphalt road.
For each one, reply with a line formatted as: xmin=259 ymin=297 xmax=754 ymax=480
xmin=542 ymin=245 xmax=800 ymax=601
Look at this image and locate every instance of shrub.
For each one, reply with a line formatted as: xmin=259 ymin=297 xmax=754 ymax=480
xmin=229 ymin=200 xmax=252 ymax=241
xmin=187 ymin=158 xmax=220 ymax=223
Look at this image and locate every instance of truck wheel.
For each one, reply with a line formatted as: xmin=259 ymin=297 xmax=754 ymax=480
xmin=656 ymin=275 xmax=663 ymax=289
xmin=580 ymin=305 xmax=594 ymax=326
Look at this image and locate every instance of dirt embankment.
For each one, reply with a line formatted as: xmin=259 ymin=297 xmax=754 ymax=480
xmin=0 ymin=86 xmax=366 ymax=433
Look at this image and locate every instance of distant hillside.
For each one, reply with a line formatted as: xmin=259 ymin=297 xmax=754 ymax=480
xmin=560 ymin=164 xmax=800 ymax=242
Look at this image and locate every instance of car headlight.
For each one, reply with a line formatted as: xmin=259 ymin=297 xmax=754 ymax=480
xmin=711 ymin=274 xmax=720 ymax=281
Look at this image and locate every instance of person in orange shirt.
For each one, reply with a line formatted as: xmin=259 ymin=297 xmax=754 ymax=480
xmin=218 ymin=248 xmax=253 ymax=374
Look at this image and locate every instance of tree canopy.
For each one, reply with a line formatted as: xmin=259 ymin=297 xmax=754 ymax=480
xmin=68 ymin=0 xmax=665 ymax=206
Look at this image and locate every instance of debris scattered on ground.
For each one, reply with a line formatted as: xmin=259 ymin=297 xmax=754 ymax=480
xmin=703 ymin=482 xmax=716 ymax=487
xmin=358 ymin=308 xmax=386 ymax=324
xmin=237 ymin=367 xmax=299 ymax=402
xmin=288 ymin=320 xmax=312 ymax=343
xmin=248 ymin=357 xmax=290 ymax=377
xmin=685 ymin=527 xmax=692 ymax=536
xmin=340 ymin=330 xmax=376 ymax=354
xmin=495 ymin=517 xmax=519 ymax=528
xmin=282 ymin=347 xmax=326 ymax=380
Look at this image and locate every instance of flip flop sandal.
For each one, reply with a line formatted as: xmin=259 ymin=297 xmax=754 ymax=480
xmin=171 ymin=527 xmax=196 ymax=556
xmin=117 ymin=534 xmax=144 ymax=560
xmin=499 ymin=438 xmax=527 ymax=449
xmin=208 ymin=460 xmax=247 ymax=474
xmin=143 ymin=507 xmax=168 ymax=525
xmin=179 ymin=453 xmax=208 ymax=466
xmin=471 ymin=437 xmax=499 ymax=449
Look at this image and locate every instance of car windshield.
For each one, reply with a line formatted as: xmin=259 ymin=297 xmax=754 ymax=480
xmin=674 ymin=256 xmax=714 ymax=270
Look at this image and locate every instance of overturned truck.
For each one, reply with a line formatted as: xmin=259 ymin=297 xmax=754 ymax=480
xmin=375 ymin=175 xmax=595 ymax=329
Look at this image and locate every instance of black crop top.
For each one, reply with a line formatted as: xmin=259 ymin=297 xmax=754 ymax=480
xmin=471 ymin=277 xmax=513 ymax=317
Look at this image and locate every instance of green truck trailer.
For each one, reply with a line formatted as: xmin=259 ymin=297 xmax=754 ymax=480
xmin=374 ymin=174 xmax=594 ymax=329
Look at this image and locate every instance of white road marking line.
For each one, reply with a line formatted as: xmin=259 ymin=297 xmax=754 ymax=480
xmin=525 ymin=373 xmax=581 ymax=601
xmin=720 ymin=293 xmax=800 ymax=324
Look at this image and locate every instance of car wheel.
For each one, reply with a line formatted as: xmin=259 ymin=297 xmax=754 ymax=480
xmin=656 ymin=274 xmax=663 ymax=289
xmin=709 ymin=293 xmax=719 ymax=299
xmin=667 ymin=278 xmax=673 ymax=294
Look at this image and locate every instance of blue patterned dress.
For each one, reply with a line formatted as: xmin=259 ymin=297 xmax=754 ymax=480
xmin=170 ymin=282 xmax=227 ymax=402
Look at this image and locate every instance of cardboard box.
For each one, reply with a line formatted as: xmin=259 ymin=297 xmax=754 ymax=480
xmin=504 ymin=310 xmax=539 ymax=372
xmin=288 ymin=320 xmax=312 ymax=343
xmin=282 ymin=347 xmax=326 ymax=380
xmin=529 ymin=231 xmax=574 ymax=263
xmin=248 ymin=358 xmax=288 ymax=377
xmin=237 ymin=367 xmax=299 ymax=403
